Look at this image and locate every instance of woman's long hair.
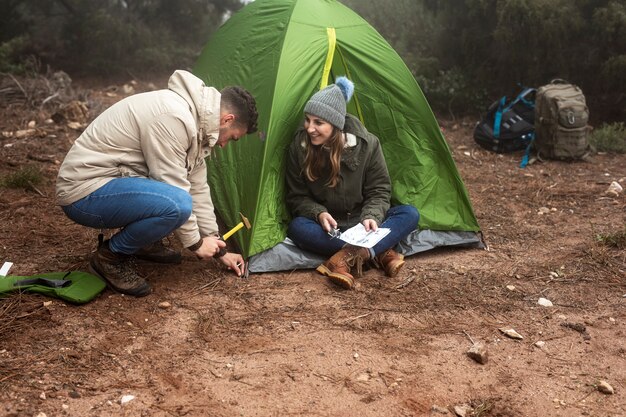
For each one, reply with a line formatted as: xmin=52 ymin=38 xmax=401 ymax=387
xmin=303 ymin=127 xmax=343 ymax=188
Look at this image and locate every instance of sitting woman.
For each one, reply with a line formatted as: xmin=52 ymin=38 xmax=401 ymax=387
xmin=286 ymin=77 xmax=420 ymax=289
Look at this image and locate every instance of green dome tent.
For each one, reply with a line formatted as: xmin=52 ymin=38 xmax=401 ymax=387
xmin=194 ymin=0 xmax=482 ymax=272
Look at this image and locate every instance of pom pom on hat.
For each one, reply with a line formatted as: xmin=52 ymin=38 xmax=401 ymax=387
xmin=303 ymin=76 xmax=355 ymax=130
xmin=335 ymin=76 xmax=354 ymax=103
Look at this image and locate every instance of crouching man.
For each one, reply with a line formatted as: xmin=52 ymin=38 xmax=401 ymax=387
xmin=56 ymin=70 xmax=258 ymax=296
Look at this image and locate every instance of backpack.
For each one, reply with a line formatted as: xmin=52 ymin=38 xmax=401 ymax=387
xmin=473 ymin=87 xmax=535 ymax=153
xmin=534 ymin=80 xmax=591 ymax=160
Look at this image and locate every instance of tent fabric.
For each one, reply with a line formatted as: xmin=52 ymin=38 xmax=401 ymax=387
xmin=194 ymin=0 xmax=481 ymax=270
xmin=248 ymin=231 xmax=483 ymax=273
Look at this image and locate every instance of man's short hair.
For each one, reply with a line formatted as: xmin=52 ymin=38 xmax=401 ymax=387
xmin=220 ymin=86 xmax=258 ymax=134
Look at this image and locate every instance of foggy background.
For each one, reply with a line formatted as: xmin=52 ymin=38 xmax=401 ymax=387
xmin=1 ymin=0 xmax=624 ymax=122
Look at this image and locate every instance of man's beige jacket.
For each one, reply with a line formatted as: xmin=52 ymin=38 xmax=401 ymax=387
xmin=56 ymin=70 xmax=221 ymax=247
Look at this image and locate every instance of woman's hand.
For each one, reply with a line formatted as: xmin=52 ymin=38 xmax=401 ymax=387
xmin=219 ymin=252 xmax=245 ymax=277
xmin=193 ymin=236 xmax=227 ymax=260
xmin=362 ymin=218 xmax=378 ymax=232
xmin=318 ymin=212 xmax=338 ymax=233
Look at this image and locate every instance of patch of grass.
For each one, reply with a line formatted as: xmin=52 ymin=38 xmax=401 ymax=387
xmin=590 ymin=122 xmax=626 ymax=154
xmin=0 ymin=166 xmax=43 ymax=189
xmin=596 ymin=228 xmax=626 ymax=250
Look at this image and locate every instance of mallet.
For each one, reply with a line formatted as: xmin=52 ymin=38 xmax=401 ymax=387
xmin=222 ymin=212 xmax=252 ymax=241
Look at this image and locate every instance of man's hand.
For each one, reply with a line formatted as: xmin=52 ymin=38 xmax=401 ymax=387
xmin=318 ymin=212 xmax=337 ymax=233
xmin=219 ymin=252 xmax=245 ymax=277
xmin=193 ymin=236 xmax=227 ymax=260
xmin=362 ymin=218 xmax=378 ymax=232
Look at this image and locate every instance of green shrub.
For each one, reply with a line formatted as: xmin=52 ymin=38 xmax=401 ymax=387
xmin=596 ymin=228 xmax=626 ymax=250
xmin=417 ymin=68 xmax=489 ymax=118
xmin=0 ymin=166 xmax=44 ymax=190
xmin=0 ymin=36 xmax=32 ymax=74
xmin=590 ymin=122 xmax=626 ymax=153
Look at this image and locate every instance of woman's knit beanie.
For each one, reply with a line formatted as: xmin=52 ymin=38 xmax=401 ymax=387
xmin=304 ymin=77 xmax=354 ymax=130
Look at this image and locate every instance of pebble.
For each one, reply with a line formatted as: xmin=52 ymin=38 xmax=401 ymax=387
xmin=453 ymin=404 xmax=472 ymax=417
xmin=466 ymin=342 xmax=488 ymax=364
xmin=534 ymin=341 xmax=546 ymax=348
xmin=605 ymin=181 xmax=623 ymax=197
xmin=62 ymin=404 xmax=69 ymax=410
xmin=538 ymin=297 xmax=553 ymax=307
xmin=499 ymin=328 xmax=523 ymax=340
xmin=597 ymin=380 xmax=614 ymax=395
xmin=506 ymin=285 xmax=516 ymax=291
xmin=35 ymin=413 xmax=47 ymax=417
xmin=39 ymin=392 xmax=46 ymax=400
xmin=120 ymin=395 xmax=135 ymax=405
xmin=158 ymin=301 xmax=171 ymax=309
xmin=353 ymin=352 xmax=359 ymax=360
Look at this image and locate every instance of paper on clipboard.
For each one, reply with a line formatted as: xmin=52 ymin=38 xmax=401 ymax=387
xmin=339 ymin=223 xmax=390 ymax=248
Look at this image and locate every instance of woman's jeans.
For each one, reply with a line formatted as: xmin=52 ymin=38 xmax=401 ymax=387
xmin=62 ymin=178 xmax=192 ymax=255
xmin=287 ymin=205 xmax=419 ymax=257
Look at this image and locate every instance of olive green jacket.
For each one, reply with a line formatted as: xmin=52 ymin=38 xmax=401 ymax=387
xmin=286 ymin=114 xmax=391 ymax=228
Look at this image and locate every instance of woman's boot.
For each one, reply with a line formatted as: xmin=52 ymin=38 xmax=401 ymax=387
xmin=375 ymin=249 xmax=405 ymax=278
xmin=316 ymin=245 xmax=370 ymax=289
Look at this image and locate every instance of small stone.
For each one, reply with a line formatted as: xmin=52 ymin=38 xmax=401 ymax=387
xmin=120 ymin=394 xmax=135 ymax=405
xmin=608 ymin=317 xmax=616 ymax=323
xmin=538 ymin=207 xmax=550 ymax=215
xmin=499 ymin=328 xmax=523 ymax=340
xmin=225 ymin=363 xmax=233 ymax=369
xmin=28 ymin=120 xmax=36 ymax=128
xmin=43 ymin=301 xmax=53 ymax=307
xmin=353 ymin=352 xmax=359 ymax=360
xmin=158 ymin=301 xmax=171 ymax=309
xmin=466 ymin=342 xmax=488 ymax=364
xmin=534 ymin=341 xmax=546 ymax=348
xmin=538 ymin=297 xmax=553 ymax=307
xmin=597 ymin=380 xmax=614 ymax=395
xmin=39 ymin=392 xmax=46 ymax=400
xmin=453 ymin=404 xmax=472 ymax=417
xmin=35 ymin=413 xmax=47 ymax=417
xmin=506 ymin=285 xmax=516 ymax=291
xmin=605 ymin=181 xmax=623 ymax=197
xmin=62 ymin=404 xmax=69 ymax=410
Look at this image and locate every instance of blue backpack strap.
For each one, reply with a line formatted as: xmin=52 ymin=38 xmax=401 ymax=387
xmin=517 ymin=87 xmax=536 ymax=108
xmin=493 ymin=96 xmax=507 ymax=138
xmin=504 ymin=87 xmax=536 ymax=113
xmin=520 ymin=132 xmax=535 ymax=168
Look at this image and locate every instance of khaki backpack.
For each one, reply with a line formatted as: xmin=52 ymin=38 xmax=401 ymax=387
xmin=534 ymin=80 xmax=591 ymax=160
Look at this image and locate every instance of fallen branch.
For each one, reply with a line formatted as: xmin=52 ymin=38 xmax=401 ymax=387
xmin=395 ymin=272 xmax=416 ymax=289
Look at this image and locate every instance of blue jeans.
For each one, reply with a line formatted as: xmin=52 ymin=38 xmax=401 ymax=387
xmin=287 ymin=205 xmax=419 ymax=257
xmin=62 ymin=177 xmax=192 ymax=255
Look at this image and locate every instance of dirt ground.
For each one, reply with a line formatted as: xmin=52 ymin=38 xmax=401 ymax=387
xmin=0 ymin=76 xmax=624 ymax=417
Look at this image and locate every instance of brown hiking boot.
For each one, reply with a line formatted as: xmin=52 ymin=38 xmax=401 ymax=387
xmin=376 ymin=249 xmax=405 ymax=277
xmin=134 ymin=240 xmax=182 ymax=264
xmin=316 ymin=245 xmax=370 ymax=289
xmin=89 ymin=240 xmax=151 ymax=297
